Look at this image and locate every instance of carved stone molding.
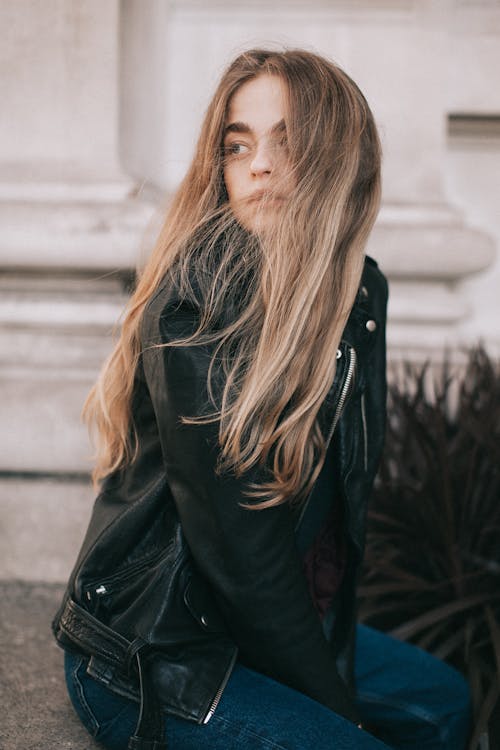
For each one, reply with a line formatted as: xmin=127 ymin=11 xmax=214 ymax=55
xmin=372 ymin=202 xmax=494 ymax=281
xmin=369 ymin=202 xmax=496 ymax=358
xmin=0 ymin=195 xmax=156 ymax=272
xmin=169 ymin=0 xmax=415 ymax=9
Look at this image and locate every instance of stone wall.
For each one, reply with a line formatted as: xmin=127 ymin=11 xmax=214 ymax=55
xmin=0 ymin=0 xmax=498 ymax=581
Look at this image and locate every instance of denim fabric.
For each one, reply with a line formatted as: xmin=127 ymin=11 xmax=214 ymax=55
xmin=64 ymin=624 xmax=471 ymax=750
xmin=354 ymin=625 xmax=472 ymax=750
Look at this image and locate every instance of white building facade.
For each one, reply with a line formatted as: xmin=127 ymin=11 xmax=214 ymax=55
xmin=1 ymin=0 xmax=499 ymax=579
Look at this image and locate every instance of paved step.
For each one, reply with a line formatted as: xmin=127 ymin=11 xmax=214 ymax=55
xmin=0 ymin=580 xmax=99 ymax=749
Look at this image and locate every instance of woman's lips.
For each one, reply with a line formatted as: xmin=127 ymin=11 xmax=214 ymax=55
xmin=247 ymin=191 xmax=285 ymax=204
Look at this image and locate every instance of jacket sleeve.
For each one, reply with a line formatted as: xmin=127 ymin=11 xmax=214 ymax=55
xmin=141 ymin=296 xmax=360 ymax=723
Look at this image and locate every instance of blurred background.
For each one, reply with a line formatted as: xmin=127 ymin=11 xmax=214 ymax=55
xmin=0 ymin=0 xmax=499 ymax=581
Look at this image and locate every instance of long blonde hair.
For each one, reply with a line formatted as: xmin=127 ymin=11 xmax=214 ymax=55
xmin=84 ymin=48 xmax=382 ymax=508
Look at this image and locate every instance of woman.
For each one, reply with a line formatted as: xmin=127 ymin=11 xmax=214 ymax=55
xmin=53 ymin=49 xmax=471 ymax=750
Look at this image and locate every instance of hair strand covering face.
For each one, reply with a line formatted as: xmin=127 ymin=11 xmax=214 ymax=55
xmin=83 ymin=48 xmax=382 ymax=510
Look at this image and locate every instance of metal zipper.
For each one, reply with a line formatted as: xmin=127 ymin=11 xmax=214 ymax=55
xmin=83 ymin=548 xmax=168 ymax=603
xmin=203 ymin=649 xmax=238 ymax=723
xmin=86 ymin=584 xmax=107 ymax=602
xmin=294 ymin=346 xmax=357 ymax=531
xmin=329 ymin=346 xmax=356 ymax=443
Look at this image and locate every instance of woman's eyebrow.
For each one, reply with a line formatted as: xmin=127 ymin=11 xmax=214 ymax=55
xmin=224 ymin=121 xmax=251 ymax=136
xmin=223 ymin=118 xmax=286 ymax=137
xmin=270 ymin=119 xmax=286 ymax=135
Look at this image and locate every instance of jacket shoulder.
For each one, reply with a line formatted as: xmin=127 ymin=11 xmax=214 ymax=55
xmin=362 ymin=254 xmax=388 ymax=302
xmin=140 ymin=274 xmax=200 ymax=347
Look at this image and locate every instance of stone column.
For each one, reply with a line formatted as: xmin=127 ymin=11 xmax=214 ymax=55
xmin=0 ymin=0 xmax=155 ymax=476
xmin=0 ymin=1 xmax=155 ymax=580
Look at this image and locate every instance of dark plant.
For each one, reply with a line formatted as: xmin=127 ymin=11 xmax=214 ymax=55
xmin=358 ymin=347 xmax=500 ymax=750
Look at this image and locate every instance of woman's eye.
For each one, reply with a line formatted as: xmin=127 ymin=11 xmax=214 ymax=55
xmin=223 ymin=142 xmax=250 ymax=157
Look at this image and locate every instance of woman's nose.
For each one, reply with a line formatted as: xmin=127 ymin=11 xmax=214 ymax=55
xmin=250 ymin=142 xmax=273 ymax=176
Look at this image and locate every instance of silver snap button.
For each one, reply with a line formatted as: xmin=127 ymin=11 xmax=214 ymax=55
xmin=366 ymin=319 xmax=377 ymax=332
xmin=201 ymin=615 xmax=209 ymax=627
xmin=336 ymin=349 xmax=342 ymax=359
xmin=361 ymin=286 xmax=368 ymax=298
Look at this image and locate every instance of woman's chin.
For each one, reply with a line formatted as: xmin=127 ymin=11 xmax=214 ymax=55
xmin=232 ymin=205 xmax=282 ymax=236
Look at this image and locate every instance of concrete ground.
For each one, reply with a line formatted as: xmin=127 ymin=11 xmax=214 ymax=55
xmin=0 ymin=580 xmax=100 ymax=750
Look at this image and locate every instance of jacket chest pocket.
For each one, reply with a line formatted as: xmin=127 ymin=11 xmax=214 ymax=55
xmin=82 ymin=546 xmax=176 ymax=625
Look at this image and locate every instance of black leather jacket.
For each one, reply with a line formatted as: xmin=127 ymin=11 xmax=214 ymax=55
xmin=53 ymin=254 xmax=388 ymax=744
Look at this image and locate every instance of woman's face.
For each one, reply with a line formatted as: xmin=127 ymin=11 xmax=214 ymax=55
xmin=223 ymin=74 xmax=294 ymax=234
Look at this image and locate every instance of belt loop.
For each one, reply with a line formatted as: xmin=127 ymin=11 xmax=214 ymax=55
xmin=128 ymin=647 xmax=167 ymax=750
xmin=125 ymin=636 xmax=146 ymax=675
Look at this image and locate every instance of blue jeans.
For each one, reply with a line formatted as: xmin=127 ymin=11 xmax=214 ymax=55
xmin=64 ymin=624 xmax=471 ymax=750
